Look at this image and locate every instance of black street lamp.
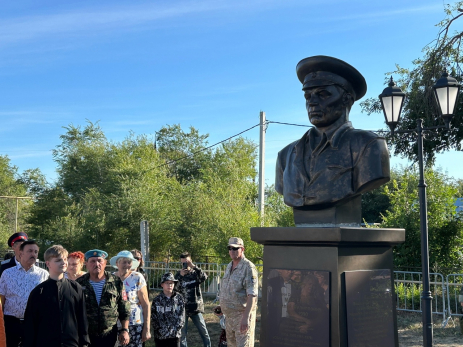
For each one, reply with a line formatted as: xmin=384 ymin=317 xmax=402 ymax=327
xmin=379 ymin=72 xmax=461 ymax=347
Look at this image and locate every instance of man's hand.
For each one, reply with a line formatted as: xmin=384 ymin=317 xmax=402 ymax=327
xmin=180 ymin=269 xmax=189 ymax=276
xmin=142 ymin=325 xmax=151 ymax=342
xmin=187 ymin=259 xmax=195 ymax=268
xmin=118 ymin=331 xmax=130 ymax=346
xmin=240 ymin=314 xmax=250 ymax=334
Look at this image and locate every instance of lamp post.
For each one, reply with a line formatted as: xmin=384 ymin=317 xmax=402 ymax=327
xmin=379 ymin=73 xmax=461 ymax=347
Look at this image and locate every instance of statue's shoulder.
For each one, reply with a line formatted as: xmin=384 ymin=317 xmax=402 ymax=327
xmin=278 ymin=140 xmax=298 ymax=156
xmin=278 ymin=131 xmax=308 ymax=157
xmin=344 ymin=128 xmax=386 ymax=145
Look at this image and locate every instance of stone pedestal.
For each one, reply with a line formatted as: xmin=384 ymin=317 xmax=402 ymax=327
xmin=251 ymin=226 xmax=405 ymax=347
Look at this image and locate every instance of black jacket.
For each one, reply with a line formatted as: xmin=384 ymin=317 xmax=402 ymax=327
xmin=23 ymin=278 xmax=90 ymax=347
xmin=175 ymin=267 xmax=207 ymax=315
xmin=0 ymin=257 xmax=16 ymax=278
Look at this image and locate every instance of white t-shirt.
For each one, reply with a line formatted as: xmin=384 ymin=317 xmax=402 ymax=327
xmin=116 ymin=271 xmax=147 ymax=325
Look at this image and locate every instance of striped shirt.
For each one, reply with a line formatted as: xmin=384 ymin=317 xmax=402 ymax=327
xmin=89 ymin=279 xmax=106 ymax=305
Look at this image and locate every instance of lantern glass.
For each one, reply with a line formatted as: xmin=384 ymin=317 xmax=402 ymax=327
xmin=381 ymin=95 xmax=404 ymax=124
xmin=434 ymin=85 xmax=459 ymax=115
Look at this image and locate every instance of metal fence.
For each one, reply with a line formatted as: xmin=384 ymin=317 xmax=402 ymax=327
xmin=394 ymin=271 xmax=446 ymax=321
xmin=446 ymin=274 xmax=463 ymax=322
xmin=144 ymin=261 xmax=264 ymax=296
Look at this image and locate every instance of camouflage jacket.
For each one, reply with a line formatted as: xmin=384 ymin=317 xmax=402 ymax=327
xmin=175 ymin=267 xmax=207 ymax=315
xmin=76 ymin=271 xmax=130 ymax=336
xmin=151 ymin=291 xmax=185 ymax=339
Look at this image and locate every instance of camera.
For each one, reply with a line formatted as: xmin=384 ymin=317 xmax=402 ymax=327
xmin=182 ymin=262 xmax=188 ymax=270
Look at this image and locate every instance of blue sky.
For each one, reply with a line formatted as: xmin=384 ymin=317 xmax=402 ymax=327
xmin=0 ymin=0 xmax=461 ymax=187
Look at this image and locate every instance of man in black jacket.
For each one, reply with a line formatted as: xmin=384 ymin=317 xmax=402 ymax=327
xmin=0 ymin=232 xmax=28 ymax=278
xmin=24 ymin=245 xmax=90 ymax=347
xmin=175 ymin=252 xmax=211 ymax=347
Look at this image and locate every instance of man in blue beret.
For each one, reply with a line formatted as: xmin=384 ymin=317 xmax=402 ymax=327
xmin=76 ymin=249 xmax=131 ymax=347
xmin=0 ymin=232 xmax=28 ymax=278
xmin=275 ymin=55 xmax=390 ymax=220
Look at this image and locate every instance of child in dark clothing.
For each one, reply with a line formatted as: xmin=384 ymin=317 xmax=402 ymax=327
xmin=151 ymin=272 xmax=185 ymax=347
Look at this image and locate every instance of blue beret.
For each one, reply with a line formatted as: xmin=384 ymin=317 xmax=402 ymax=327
xmin=84 ymin=249 xmax=108 ymax=260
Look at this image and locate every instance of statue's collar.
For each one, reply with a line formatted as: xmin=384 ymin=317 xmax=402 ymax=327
xmin=306 ymin=121 xmax=352 ymax=149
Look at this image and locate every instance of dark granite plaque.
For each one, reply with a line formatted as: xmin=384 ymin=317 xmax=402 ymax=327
xmin=265 ymin=269 xmax=330 ymax=347
xmin=345 ymin=269 xmax=394 ymax=347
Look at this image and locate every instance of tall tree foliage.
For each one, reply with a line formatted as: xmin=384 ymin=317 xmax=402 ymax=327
xmin=360 ymin=2 xmax=463 ymax=165
xmin=27 ymin=122 xmax=264 ymax=263
xmin=380 ymin=167 xmax=463 ymax=271
xmin=0 ymin=156 xmax=32 ymax=251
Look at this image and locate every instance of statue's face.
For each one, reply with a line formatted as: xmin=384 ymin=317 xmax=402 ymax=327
xmin=304 ymin=84 xmax=345 ymax=128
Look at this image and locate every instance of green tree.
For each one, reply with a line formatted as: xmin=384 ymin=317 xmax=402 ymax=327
xmin=380 ymin=167 xmax=463 ymax=271
xmin=0 ymin=156 xmax=32 ymax=250
xmin=27 ymin=122 xmax=265 ymax=262
xmin=360 ymin=2 xmax=463 ymax=165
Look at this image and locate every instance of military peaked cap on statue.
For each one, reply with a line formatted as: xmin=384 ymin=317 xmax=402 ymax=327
xmin=296 ymin=55 xmax=367 ymax=101
xmin=84 ymin=249 xmax=108 ymax=261
xmin=8 ymin=232 xmax=28 ymax=247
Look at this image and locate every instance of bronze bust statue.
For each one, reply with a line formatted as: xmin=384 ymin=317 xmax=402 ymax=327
xmin=275 ymin=56 xmax=390 ymax=225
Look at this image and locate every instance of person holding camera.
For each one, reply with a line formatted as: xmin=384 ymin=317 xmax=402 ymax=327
xmin=175 ymin=252 xmax=211 ymax=347
xmin=214 ymin=238 xmax=258 ymax=347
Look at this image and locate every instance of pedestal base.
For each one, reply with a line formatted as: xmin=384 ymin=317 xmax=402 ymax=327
xmin=251 ymin=226 xmax=405 ymax=347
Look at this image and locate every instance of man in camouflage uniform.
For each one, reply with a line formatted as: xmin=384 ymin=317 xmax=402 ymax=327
xmin=215 ymin=237 xmax=258 ymax=347
xmin=77 ymin=249 xmax=131 ymax=347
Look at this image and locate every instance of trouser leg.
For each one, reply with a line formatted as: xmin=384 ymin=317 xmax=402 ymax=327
xmin=180 ymin=316 xmax=189 ymax=347
xmin=155 ymin=338 xmax=180 ymax=347
xmin=234 ymin=310 xmax=256 ymax=347
xmin=190 ymin=313 xmax=211 ymax=347
xmin=4 ymin=316 xmax=23 ymax=347
xmin=89 ymin=326 xmax=118 ymax=347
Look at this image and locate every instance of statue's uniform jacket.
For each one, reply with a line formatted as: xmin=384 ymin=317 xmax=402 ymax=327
xmin=275 ymin=122 xmax=390 ymax=207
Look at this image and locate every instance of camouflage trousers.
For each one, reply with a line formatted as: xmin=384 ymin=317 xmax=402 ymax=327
xmin=224 ymin=310 xmax=256 ymax=347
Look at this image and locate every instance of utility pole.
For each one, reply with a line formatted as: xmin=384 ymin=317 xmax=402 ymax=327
xmin=0 ymin=196 xmax=34 ymax=232
xmin=258 ymin=111 xmax=266 ymax=222
xmin=140 ymin=220 xmax=150 ymax=264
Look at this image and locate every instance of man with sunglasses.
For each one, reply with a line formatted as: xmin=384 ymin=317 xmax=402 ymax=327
xmin=215 ymin=238 xmax=258 ymax=347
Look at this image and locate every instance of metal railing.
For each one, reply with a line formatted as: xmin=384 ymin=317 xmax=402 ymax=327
xmin=445 ymin=274 xmax=463 ymax=325
xmin=144 ymin=261 xmax=263 ymax=295
xmin=394 ymin=271 xmax=446 ymax=321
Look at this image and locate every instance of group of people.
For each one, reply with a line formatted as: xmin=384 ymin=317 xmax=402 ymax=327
xmin=0 ymin=232 xmax=259 ymax=347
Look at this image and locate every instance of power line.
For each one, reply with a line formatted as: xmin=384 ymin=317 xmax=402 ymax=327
xmin=150 ymin=123 xmax=261 ymax=171
xmin=266 ymin=121 xmax=312 ymax=128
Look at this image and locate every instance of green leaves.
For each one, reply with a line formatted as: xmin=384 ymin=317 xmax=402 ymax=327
xmin=379 ymin=167 xmax=463 ymax=271
xmin=26 ymin=122 xmax=266 ymax=263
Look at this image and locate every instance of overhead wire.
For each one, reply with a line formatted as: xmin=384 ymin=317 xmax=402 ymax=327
xmin=151 ymin=118 xmax=389 ymax=171
xmin=150 ymin=123 xmax=261 ymax=171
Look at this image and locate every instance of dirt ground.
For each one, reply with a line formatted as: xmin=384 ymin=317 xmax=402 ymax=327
xmin=397 ymin=311 xmax=463 ymax=347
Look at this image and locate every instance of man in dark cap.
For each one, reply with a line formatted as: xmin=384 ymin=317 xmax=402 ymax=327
xmin=275 ymin=56 xmax=389 ymax=219
xmin=76 ymin=249 xmax=131 ymax=347
xmin=0 ymin=232 xmax=28 ymax=278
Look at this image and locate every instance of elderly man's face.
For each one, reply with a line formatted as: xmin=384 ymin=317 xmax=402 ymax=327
xmin=86 ymin=256 xmax=106 ymax=275
xmin=304 ymin=84 xmax=345 ymax=128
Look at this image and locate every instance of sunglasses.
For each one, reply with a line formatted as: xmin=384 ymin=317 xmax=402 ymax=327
xmin=134 ymin=257 xmax=141 ymax=260
xmin=228 ymin=247 xmax=241 ymax=251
